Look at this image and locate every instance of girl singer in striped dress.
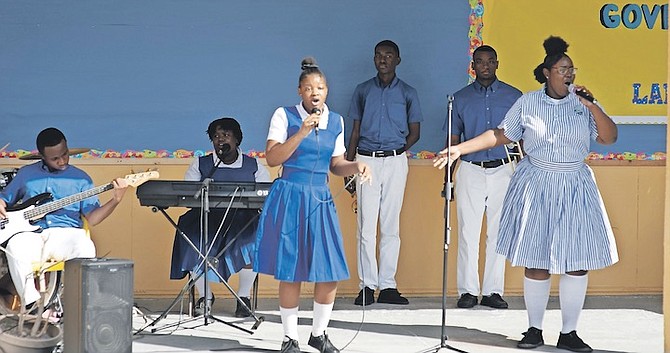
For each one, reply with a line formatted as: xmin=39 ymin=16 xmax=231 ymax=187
xmin=434 ymin=36 xmax=618 ymax=353
xmin=254 ymin=57 xmax=371 ymax=353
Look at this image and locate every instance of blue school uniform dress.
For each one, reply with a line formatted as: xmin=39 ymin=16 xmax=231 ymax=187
xmin=254 ymin=106 xmax=350 ymax=282
xmin=170 ymin=154 xmax=260 ymax=281
xmin=495 ymin=87 xmax=619 ymax=274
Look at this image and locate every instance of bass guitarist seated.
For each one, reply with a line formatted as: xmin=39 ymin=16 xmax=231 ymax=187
xmin=0 ymin=127 xmax=129 ymax=308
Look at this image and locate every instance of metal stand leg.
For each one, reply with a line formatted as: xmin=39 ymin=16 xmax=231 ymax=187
xmin=251 ymin=274 xmax=259 ymax=315
xmin=135 ymin=272 xmax=200 ymax=334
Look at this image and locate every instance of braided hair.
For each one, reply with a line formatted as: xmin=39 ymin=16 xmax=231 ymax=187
xmin=533 ymin=36 xmax=570 ymax=84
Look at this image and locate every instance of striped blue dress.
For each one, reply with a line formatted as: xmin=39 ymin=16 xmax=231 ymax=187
xmin=495 ymin=87 xmax=618 ymax=274
xmin=253 ymin=106 xmax=350 ymax=282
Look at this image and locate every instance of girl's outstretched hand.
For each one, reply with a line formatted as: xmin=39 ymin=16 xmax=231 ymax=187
xmin=433 ymin=146 xmax=462 ymax=169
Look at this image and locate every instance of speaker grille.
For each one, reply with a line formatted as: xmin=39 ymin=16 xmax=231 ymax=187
xmin=64 ymin=258 xmax=133 ymax=353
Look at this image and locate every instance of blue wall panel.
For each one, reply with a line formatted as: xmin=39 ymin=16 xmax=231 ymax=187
xmin=0 ymin=1 xmax=471 ymax=152
xmin=1 ymin=1 xmax=664 ymax=154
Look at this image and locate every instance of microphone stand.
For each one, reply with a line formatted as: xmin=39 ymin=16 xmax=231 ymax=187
xmin=197 ymin=155 xmax=226 ymax=325
xmin=200 ymin=175 xmax=213 ymax=323
xmin=421 ymin=95 xmax=468 ymax=353
xmin=183 ymin=156 xmax=221 ymax=326
xmin=191 ymin=152 xmax=223 ymax=324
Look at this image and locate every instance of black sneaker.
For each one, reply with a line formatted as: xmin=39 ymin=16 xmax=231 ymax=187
xmin=354 ymin=287 xmax=375 ymax=306
xmin=280 ymin=337 xmax=300 ymax=353
xmin=235 ymin=297 xmax=252 ymax=318
xmin=456 ymin=293 xmax=478 ymax=308
xmin=480 ymin=293 xmax=508 ymax=309
xmin=308 ymin=332 xmax=340 ymax=353
xmin=194 ymin=294 xmax=215 ymax=317
xmin=557 ymin=330 xmax=593 ymax=352
xmin=377 ymin=288 xmax=409 ymax=305
xmin=518 ymin=327 xmax=544 ymax=349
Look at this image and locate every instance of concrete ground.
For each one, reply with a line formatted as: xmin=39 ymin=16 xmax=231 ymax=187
xmin=129 ymin=295 xmax=663 ymax=353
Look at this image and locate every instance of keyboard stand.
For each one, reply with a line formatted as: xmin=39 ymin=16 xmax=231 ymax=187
xmin=134 ymin=203 xmax=264 ymax=335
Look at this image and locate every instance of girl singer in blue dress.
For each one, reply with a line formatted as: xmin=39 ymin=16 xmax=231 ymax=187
xmin=434 ymin=36 xmax=618 ymax=352
xmin=254 ymin=57 xmax=371 ymax=353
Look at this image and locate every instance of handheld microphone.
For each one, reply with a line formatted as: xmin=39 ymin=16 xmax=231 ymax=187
xmin=568 ymin=84 xmax=595 ymax=103
xmin=311 ymin=107 xmax=321 ymax=135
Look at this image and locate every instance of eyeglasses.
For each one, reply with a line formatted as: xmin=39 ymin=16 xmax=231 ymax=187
xmin=551 ymin=66 xmax=578 ymax=75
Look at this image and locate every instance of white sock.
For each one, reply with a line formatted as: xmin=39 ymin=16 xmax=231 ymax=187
xmin=237 ymin=268 xmax=256 ymax=298
xmin=311 ymin=301 xmax=334 ymax=337
xmin=192 ymin=272 xmax=212 ymax=300
xmin=559 ymin=273 xmax=588 ymax=333
xmin=280 ymin=306 xmax=299 ymax=341
xmin=524 ymin=277 xmax=551 ymax=330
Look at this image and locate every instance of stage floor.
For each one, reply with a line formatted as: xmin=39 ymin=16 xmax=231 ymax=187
xmin=128 ymin=295 xmax=662 ymax=353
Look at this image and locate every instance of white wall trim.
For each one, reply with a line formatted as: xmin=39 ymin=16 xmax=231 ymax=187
xmin=611 ymin=116 xmax=667 ymax=124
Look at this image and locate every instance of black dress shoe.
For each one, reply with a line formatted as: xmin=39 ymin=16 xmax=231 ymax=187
xmin=235 ymin=297 xmax=252 ymax=318
xmin=280 ymin=337 xmax=301 ymax=353
xmin=456 ymin=293 xmax=477 ymax=308
xmin=308 ymin=333 xmax=340 ymax=353
xmin=354 ymin=287 xmax=375 ymax=306
xmin=557 ymin=330 xmax=593 ymax=352
xmin=518 ymin=327 xmax=544 ymax=349
xmin=480 ymin=293 xmax=508 ymax=309
xmin=377 ymin=288 xmax=409 ymax=305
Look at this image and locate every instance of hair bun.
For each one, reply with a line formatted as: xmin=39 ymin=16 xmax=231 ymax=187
xmin=543 ymin=36 xmax=569 ymax=56
xmin=301 ymin=57 xmax=319 ymax=70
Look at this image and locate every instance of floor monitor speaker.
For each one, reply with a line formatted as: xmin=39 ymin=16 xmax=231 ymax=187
xmin=64 ymin=258 xmax=133 ymax=353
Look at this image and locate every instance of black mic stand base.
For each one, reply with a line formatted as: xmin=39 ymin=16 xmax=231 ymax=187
xmin=421 ymin=345 xmax=469 ymax=353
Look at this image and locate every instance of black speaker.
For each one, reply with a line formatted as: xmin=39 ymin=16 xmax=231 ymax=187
xmin=64 ymin=258 xmax=133 ymax=353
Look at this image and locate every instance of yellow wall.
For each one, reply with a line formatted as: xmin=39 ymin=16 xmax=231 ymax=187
xmin=663 ymin=22 xmax=669 ymax=352
xmin=0 ymin=159 xmax=665 ymax=298
xmin=482 ymin=0 xmax=667 ymax=117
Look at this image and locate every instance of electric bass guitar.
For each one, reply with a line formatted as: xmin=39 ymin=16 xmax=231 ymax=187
xmin=0 ymin=171 xmax=159 ymax=244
